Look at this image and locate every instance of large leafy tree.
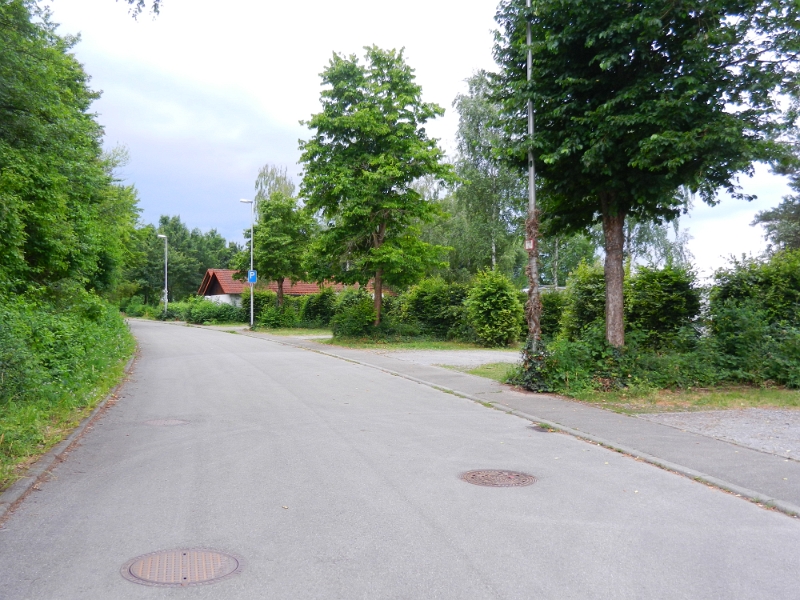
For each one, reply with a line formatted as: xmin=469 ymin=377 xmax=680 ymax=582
xmin=246 ymin=183 xmax=314 ymax=306
xmin=0 ymin=0 xmax=138 ymax=293
xmin=453 ymin=71 xmax=526 ymax=270
xmin=493 ymin=0 xmax=799 ymax=346
xmin=299 ymin=46 xmax=453 ymax=324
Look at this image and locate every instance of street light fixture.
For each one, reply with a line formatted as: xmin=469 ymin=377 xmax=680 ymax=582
xmin=157 ymin=234 xmax=168 ymax=315
xmin=240 ymin=199 xmax=254 ymax=329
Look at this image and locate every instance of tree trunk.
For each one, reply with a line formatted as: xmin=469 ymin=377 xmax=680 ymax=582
xmin=491 ymin=234 xmax=497 ymax=269
xmin=373 ymin=269 xmax=382 ymax=326
xmin=553 ymin=236 xmax=560 ymax=288
xmin=601 ymin=195 xmax=626 ymax=347
xmin=276 ymin=278 xmax=284 ymax=307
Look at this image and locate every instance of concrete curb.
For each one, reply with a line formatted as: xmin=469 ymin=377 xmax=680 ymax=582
xmin=237 ymin=329 xmax=800 ymax=518
xmin=0 ymin=353 xmax=137 ymax=524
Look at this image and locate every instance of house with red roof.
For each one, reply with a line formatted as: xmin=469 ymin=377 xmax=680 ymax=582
xmin=197 ymin=269 xmax=375 ymax=305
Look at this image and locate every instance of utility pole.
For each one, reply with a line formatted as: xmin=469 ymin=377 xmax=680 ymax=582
xmin=525 ymin=0 xmax=542 ymax=343
xmin=157 ymin=234 xmax=168 ymax=315
xmin=240 ymin=199 xmax=255 ymax=329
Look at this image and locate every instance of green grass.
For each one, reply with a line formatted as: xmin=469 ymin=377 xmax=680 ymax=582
xmin=566 ymin=385 xmax=800 ymax=414
xmin=322 ymin=338 xmax=514 ymax=351
xmin=443 ymin=362 xmax=518 ymax=383
xmin=1 ymin=311 xmax=136 ymax=491
xmin=458 ymin=362 xmax=800 ymax=415
xmin=253 ymin=327 xmax=333 ymax=337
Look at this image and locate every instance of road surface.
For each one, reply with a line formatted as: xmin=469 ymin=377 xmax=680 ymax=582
xmin=1 ymin=320 xmax=798 ymax=599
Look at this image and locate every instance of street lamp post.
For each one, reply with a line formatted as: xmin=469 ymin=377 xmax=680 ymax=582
xmin=240 ymin=199 xmax=254 ymax=329
xmin=157 ymin=234 xmax=168 ymax=315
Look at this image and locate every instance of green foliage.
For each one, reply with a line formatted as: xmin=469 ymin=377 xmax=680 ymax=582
xmin=465 ymin=270 xmax=523 ymax=347
xmin=752 ymin=175 xmax=800 ymax=252
xmin=402 ymin=278 xmax=469 ymax=339
xmin=560 ymin=262 xmax=606 ymax=340
xmin=0 ymin=2 xmax=139 ymax=291
xmin=711 ymin=249 xmax=800 ymax=326
xmin=299 ymin=46 xmax=454 ymax=322
xmin=185 ymin=298 xmax=244 ymax=325
xmin=241 ymin=290 xmax=277 ymax=322
xmin=300 ymin=287 xmax=337 ymax=327
xmin=0 ymin=289 xmax=135 ymax=486
xmin=538 ymin=233 xmax=599 ymax=287
xmin=331 ymin=288 xmax=376 ymax=337
xmin=626 ymin=265 xmax=701 ymax=347
xmin=123 ymin=216 xmax=240 ymax=305
xmin=493 ymin=0 xmax=800 ymax=345
xmin=258 ymin=296 xmax=303 ymax=328
xmin=539 ymin=290 xmax=567 ymax=340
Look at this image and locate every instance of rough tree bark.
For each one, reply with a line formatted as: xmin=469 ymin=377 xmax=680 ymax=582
xmin=276 ymin=278 xmax=285 ymax=307
xmin=525 ymin=209 xmax=542 ymax=342
xmin=373 ymin=269 xmax=382 ymax=326
xmin=601 ymin=194 xmax=626 ymax=347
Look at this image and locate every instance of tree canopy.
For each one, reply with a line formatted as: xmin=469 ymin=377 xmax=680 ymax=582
xmin=299 ymin=46 xmax=453 ymax=324
xmin=492 ymin=0 xmax=800 ymax=346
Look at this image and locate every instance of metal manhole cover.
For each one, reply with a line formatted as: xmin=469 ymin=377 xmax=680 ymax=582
xmin=460 ymin=470 xmax=536 ymax=487
xmin=145 ymin=419 xmax=189 ymax=426
xmin=121 ymin=548 xmax=241 ymax=587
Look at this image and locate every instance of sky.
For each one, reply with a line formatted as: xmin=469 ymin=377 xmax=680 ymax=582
xmin=49 ymin=0 xmax=792 ymax=279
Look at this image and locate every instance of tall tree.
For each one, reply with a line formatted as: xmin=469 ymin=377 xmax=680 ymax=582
xmin=0 ymin=0 xmax=138 ymax=292
xmin=299 ymin=46 xmax=453 ymax=324
xmin=453 ymin=72 xmax=526 ymax=270
xmin=493 ymin=0 xmax=799 ymax=346
xmin=249 ymin=189 xmax=313 ymax=306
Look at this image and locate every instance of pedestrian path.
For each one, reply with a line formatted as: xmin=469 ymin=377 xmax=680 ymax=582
xmin=244 ymin=329 xmax=800 ymax=515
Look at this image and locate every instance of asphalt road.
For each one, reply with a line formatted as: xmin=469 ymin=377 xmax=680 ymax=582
xmin=1 ymin=320 xmax=799 ymax=599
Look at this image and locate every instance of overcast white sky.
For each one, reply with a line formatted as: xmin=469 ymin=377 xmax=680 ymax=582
xmin=50 ymin=0 xmax=791 ymax=278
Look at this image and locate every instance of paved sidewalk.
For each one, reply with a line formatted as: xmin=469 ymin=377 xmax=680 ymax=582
xmin=243 ymin=329 xmax=800 ymax=514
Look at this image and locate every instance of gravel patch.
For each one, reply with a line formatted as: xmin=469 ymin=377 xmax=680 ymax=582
xmin=639 ymin=408 xmax=800 ymax=459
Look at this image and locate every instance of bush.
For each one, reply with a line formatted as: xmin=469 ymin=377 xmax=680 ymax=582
xmin=626 ymin=265 xmax=701 ymax=348
xmin=301 ymin=287 xmax=337 ymax=327
xmin=241 ymin=290 xmax=278 ymax=322
xmin=465 ymin=270 xmax=523 ymax=347
xmin=1 ymin=288 xmax=135 ymax=486
xmin=183 ymin=297 xmax=245 ymax=324
xmin=560 ymin=261 xmax=606 ymax=340
xmin=258 ymin=296 xmax=303 ymax=328
xmin=540 ymin=290 xmax=568 ymax=340
xmin=331 ymin=288 xmax=376 ymax=337
xmin=711 ymin=249 xmax=800 ymax=326
xmin=402 ymin=278 xmax=469 ymax=339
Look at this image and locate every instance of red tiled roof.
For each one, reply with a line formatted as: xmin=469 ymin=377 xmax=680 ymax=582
xmin=197 ymin=269 xmax=245 ymax=295
xmin=198 ymin=269 xmax=377 ymax=297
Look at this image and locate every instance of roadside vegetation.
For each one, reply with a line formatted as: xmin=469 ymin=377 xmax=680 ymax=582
xmin=0 ymin=2 xmax=137 ymax=489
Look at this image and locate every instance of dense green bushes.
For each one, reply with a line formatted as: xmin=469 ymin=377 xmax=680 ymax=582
xmin=0 ymin=289 xmax=135 ymax=486
xmin=465 ymin=270 xmax=524 ymax=347
xmin=513 ymin=252 xmax=800 ymax=392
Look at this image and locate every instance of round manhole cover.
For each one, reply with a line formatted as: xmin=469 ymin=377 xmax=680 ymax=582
xmin=461 ymin=470 xmax=536 ymax=487
xmin=121 ymin=548 xmax=241 ymax=587
xmin=145 ymin=419 xmax=189 ymax=426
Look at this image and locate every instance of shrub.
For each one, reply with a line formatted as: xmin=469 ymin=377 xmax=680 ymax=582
xmin=301 ymin=287 xmax=336 ymax=327
xmin=258 ymin=296 xmax=303 ymax=328
xmin=465 ymin=270 xmax=523 ymax=347
xmin=711 ymin=249 xmax=800 ymax=326
xmin=184 ymin=297 xmax=245 ymax=324
xmin=331 ymin=288 xmax=375 ymax=337
xmin=241 ymin=290 xmax=278 ymax=322
xmin=560 ymin=261 xmax=606 ymax=340
xmin=626 ymin=265 xmax=701 ymax=348
xmin=540 ymin=290 xmax=568 ymax=340
xmin=402 ymin=278 xmax=468 ymax=339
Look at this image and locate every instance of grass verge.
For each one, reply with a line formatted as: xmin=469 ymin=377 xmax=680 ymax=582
xmin=323 ymin=338 xmax=520 ymax=351
xmin=458 ymin=362 xmax=800 ymax=414
xmin=566 ymin=385 xmax=800 ymax=414
xmin=254 ymin=327 xmax=333 ymax=337
xmin=442 ymin=362 xmax=518 ymax=383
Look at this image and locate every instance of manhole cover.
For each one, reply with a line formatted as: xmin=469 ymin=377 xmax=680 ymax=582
xmin=121 ymin=548 xmax=241 ymax=587
xmin=145 ymin=419 xmax=189 ymax=426
xmin=460 ymin=470 xmax=536 ymax=487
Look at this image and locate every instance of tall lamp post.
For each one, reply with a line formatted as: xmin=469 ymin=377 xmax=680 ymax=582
xmin=240 ymin=199 xmax=254 ymax=329
xmin=157 ymin=234 xmax=168 ymax=315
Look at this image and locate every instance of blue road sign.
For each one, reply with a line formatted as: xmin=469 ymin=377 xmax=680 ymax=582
xmin=247 ymin=270 xmax=257 ymax=283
